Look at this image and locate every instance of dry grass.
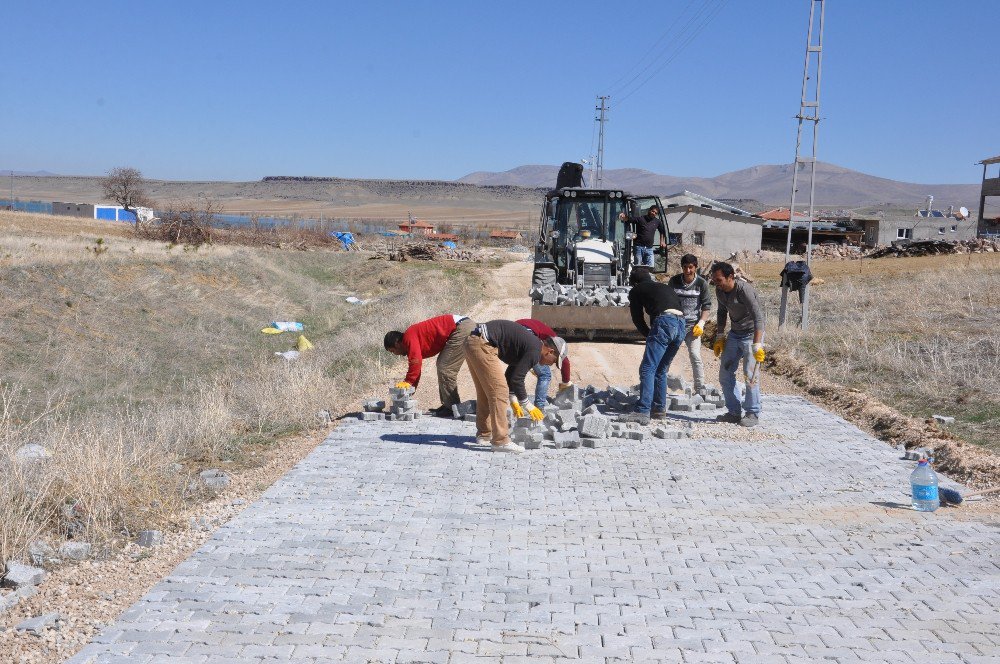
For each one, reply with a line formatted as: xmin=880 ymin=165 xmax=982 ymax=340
xmin=759 ymin=255 xmax=1000 ymax=453
xmin=0 ymin=210 xmax=486 ymax=563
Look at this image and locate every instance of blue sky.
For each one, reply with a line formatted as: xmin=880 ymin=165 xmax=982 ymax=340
xmin=1 ymin=1 xmax=996 ymax=183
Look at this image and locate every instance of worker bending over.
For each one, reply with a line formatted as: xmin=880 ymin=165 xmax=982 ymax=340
xmin=383 ymin=314 xmax=476 ymax=417
xmin=668 ymin=254 xmax=713 ymax=391
xmin=623 ymin=268 xmax=686 ymax=425
xmin=516 ymin=318 xmax=573 ymax=408
xmin=464 ymin=319 xmax=566 ymax=453
xmin=710 ymin=262 xmax=765 ymax=427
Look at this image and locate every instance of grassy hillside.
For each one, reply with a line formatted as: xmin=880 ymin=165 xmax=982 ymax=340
xmin=0 ymin=211 xmax=487 ymax=561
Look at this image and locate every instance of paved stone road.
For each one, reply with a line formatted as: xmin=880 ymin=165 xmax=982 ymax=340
xmin=70 ymin=396 xmax=999 ymax=663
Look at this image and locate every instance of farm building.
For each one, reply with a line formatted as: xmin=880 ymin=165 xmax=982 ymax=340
xmin=661 ymin=191 xmax=763 ymax=255
xmin=52 ymin=201 xmax=151 ymax=222
xmin=977 ymin=154 xmax=1000 ymax=238
xmin=398 ymin=219 xmax=434 ymax=235
xmin=489 ymin=230 xmax=523 ymax=241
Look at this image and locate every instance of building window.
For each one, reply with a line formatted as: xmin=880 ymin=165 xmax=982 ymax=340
xmin=897 ymin=228 xmax=912 ymax=239
xmin=693 ymin=231 xmax=705 ymax=246
xmin=951 ymin=225 xmax=958 ymax=232
xmin=938 ymin=227 xmax=945 ymax=235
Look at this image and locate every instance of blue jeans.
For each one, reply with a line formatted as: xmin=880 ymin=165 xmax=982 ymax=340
xmin=633 ymin=245 xmax=655 ymax=267
xmin=637 ymin=314 xmax=686 ymax=414
xmin=532 ymin=363 xmax=551 ymax=409
xmin=718 ymin=331 xmax=762 ymax=416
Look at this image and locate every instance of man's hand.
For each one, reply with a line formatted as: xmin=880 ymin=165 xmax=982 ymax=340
xmin=752 ymin=343 xmax=765 ymax=363
xmin=691 ymin=321 xmax=704 ymax=338
xmin=395 ymin=381 xmax=412 ymax=390
xmin=557 ymin=382 xmax=573 ymax=391
xmin=618 ymin=212 xmax=626 ymax=221
xmin=527 ymin=406 xmax=545 ymax=422
xmin=713 ymin=338 xmax=725 ymax=358
xmin=511 ymin=400 xmax=525 ymax=418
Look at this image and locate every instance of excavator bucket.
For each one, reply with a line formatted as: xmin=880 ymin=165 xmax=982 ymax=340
xmin=530 ymin=304 xmax=642 ymax=342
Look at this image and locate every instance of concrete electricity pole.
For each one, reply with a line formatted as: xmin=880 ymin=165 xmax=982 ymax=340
xmin=595 ymin=96 xmax=610 ymax=188
xmin=778 ymin=0 xmax=825 ymax=330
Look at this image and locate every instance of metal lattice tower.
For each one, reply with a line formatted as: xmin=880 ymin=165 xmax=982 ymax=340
xmin=595 ymin=96 xmax=610 ymax=187
xmin=778 ymin=0 xmax=825 ymax=330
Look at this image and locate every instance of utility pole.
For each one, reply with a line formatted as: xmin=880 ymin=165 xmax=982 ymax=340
xmin=595 ymin=96 xmax=610 ymax=188
xmin=778 ymin=0 xmax=825 ymax=330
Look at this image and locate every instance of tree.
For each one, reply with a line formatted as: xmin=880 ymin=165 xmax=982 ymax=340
xmin=101 ymin=167 xmax=153 ymax=225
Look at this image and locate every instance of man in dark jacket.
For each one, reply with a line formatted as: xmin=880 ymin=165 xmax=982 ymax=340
xmin=516 ymin=318 xmax=573 ymax=408
xmin=624 ymin=268 xmax=687 ymax=425
xmin=667 ymin=254 xmax=713 ymax=391
xmin=619 ymin=205 xmax=667 ymax=267
xmin=464 ymin=320 xmax=565 ymax=453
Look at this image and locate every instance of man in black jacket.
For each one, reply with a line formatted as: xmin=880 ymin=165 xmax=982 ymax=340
xmin=464 ymin=320 xmax=565 ymax=453
xmin=624 ymin=268 xmax=687 ymax=425
xmin=619 ymin=205 xmax=667 ymax=267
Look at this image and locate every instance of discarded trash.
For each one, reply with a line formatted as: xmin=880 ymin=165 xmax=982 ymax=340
xmin=441 ymin=241 xmax=457 ymax=249
xmin=275 ymin=350 xmax=300 ymax=361
xmin=331 ymin=231 xmax=356 ymax=250
xmin=932 ymin=414 xmax=955 ymax=425
xmin=265 ymin=321 xmax=304 ymax=333
xmin=295 ymin=335 xmax=314 ymax=351
xmin=345 ymin=296 xmax=365 ymax=305
xmin=910 ymin=458 xmax=939 ymax=512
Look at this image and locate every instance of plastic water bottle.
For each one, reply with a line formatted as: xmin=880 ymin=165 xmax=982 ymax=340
xmin=910 ymin=458 xmax=939 ymax=512
xmin=270 ymin=321 xmax=304 ymax=332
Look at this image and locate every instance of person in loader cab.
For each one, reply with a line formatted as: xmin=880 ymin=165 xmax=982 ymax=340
xmin=383 ymin=314 xmax=477 ymax=417
xmin=623 ymin=268 xmax=686 ymax=426
xmin=619 ymin=205 xmax=667 ymax=267
xmin=464 ymin=320 xmax=566 ymax=454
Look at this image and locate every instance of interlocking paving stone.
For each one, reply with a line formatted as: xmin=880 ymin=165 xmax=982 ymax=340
xmin=69 ymin=396 xmax=999 ymax=663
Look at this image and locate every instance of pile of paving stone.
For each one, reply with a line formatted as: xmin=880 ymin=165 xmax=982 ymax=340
xmin=529 ymin=283 xmax=631 ymax=307
xmin=360 ymin=387 xmax=423 ymax=421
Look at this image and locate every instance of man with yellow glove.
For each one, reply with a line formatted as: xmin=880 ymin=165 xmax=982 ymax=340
xmin=464 ymin=319 xmax=565 ymax=453
xmin=710 ymin=262 xmax=766 ymax=427
xmin=668 ymin=253 xmax=713 ymax=392
xmin=384 ymin=314 xmax=476 ymax=416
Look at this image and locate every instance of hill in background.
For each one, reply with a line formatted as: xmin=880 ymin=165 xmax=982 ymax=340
xmin=458 ymin=161 xmax=982 ymax=208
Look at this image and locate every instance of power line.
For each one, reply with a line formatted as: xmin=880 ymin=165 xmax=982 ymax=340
xmin=616 ymin=0 xmax=728 ymax=106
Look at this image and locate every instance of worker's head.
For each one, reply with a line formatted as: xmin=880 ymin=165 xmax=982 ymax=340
xmin=629 ymin=267 xmax=653 ymax=286
xmin=710 ymin=262 xmax=736 ymax=292
xmin=383 ymin=331 xmax=406 ymax=356
xmin=681 ymin=254 xmax=699 ymax=281
xmin=540 ymin=336 xmax=567 ymax=367
xmin=647 ymin=206 xmax=660 ymax=218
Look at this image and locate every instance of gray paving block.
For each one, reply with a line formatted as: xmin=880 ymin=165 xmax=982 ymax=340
xmin=2 ymin=562 xmax=46 ymax=589
xmin=16 ymin=612 xmax=60 ymax=633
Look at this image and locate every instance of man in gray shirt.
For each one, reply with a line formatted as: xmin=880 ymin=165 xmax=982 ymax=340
xmin=710 ymin=262 xmax=765 ymax=427
xmin=668 ymin=254 xmax=712 ymax=391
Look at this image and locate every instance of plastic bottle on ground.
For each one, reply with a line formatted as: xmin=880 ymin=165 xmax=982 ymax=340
xmin=910 ymin=458 xmax=940 ymax=512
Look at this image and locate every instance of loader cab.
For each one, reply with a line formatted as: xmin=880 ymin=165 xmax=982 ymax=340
xmin=538 ymin=188 xmax=629 ymax=279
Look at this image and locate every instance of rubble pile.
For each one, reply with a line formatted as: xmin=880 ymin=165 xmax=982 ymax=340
xmin=529 ymin=283 xmax=631 ymax=307
xmin=866 ymin=238 xmax=1000 ymax=259
xmin=808 ymin=244 xmax=865 ymax=260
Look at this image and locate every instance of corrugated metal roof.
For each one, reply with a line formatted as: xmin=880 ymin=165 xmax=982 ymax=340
xmin=663 ymin=191 xmax=753 ymax=216
xmin=979 ymin=155 xmax=1000 ymax=165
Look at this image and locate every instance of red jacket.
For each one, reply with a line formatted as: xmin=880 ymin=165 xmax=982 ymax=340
xmin=515 ymin=318 xmax=571 ymax=383
xmin=402 ymin=315 xmax=460 ymax=386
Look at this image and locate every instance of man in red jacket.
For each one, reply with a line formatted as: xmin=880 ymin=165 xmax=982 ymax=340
xmin=516 ymin=318 xmax=573 ymax=408
xmin=384 ymin=314 xmax=476 ymax=416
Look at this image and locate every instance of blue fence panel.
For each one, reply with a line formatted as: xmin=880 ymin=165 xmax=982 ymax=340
xmin=95 ymin=207 xmax=117 ymax=220
xmin=118 ymin=209 xmax=136 ymax=222
xmin=0 ymin=199 xmax=52 ymax=213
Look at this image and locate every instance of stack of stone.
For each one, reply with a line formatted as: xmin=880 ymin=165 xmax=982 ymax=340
xmin=360 ymin=399 xmax=386 ymax=421
xmin=387 ymin=387 xmax=421 ymax=421
xmin=450 ymin=400 xmax=478 ymax=422
xmin=529 ymin=284 xmax=631 ymax=307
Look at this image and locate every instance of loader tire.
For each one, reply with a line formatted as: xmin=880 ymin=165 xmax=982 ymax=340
xmin=531 ymin=266 xmax=557 ymax=288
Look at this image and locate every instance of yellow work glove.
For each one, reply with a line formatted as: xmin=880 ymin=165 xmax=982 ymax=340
xmin=713 ymin=338 xmax=726 ymax=358
xmin=395 ymin=381 xmax=412 ymax=390
xmin=527 ymin=405 xmax=545 ymax=422
xmin=752 ymin=343 xmax=765 ymax=363
xmin=692 ymin=321 xmax=705 ymax=338
xmin=557 ymin=382 xmax=573 ymax=391
xmin=511 ymin=400 xmax=525 ymax=418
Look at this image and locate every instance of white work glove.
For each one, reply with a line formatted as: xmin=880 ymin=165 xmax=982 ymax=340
xmin=752 ymin=343 xmax=765 ymax=363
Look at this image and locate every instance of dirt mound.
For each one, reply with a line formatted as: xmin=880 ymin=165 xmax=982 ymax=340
xmin=765 ymin=351 xmax=1000 ymax=489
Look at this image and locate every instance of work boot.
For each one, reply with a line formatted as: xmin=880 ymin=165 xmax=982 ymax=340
xmin=740 ymin=413 xmax=759 ymax=428
xmin=650 ymin=410 xmax=668 ymax=421
xmin=715 ymin=412 xmax=741 ymax=424
xmin=622 ymin=412 xmax=651 ymax=426
xmin=428 ymin=406 xmax=453 ymax=418
xmin=492 ymin=442 xmax=525 ymax=454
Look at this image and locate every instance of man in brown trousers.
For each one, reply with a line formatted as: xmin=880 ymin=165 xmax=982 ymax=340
xmin=464 ymin=319 xmax=566 ymax=453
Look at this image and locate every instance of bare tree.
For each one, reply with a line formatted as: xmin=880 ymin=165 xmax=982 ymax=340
xmin=101 ymin=167 xmax=153 ymax=225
